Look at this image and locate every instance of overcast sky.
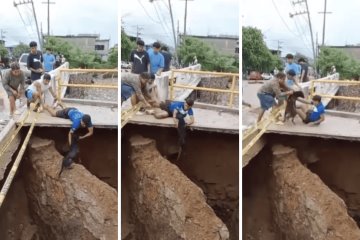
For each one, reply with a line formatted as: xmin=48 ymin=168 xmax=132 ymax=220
xmin=121 ymin=0 xmax=239 ymax=47
xmin=243 ymin=0 xmax=360 ymax=58
xmin=0 ymin=0 xmax=118 ymax=47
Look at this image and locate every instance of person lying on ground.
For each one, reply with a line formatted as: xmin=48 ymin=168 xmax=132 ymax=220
xmin=121 ymin=72 xmax=152 ymax=108
xmin=43 ymin=105 xmax=93 ymax=145
xmin=295 ymin=95 xmax=325 ymax=125
xmin=257 ymin=72 xmax=293 ymax=122
xmin=2 ymin=62 xmax=25 ymax=117
xmin=154 ymin=98 xmax=195 ymax=146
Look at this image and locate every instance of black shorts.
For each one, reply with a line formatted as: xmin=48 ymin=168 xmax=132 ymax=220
xmin=159 ymin=101 xmax=172 ymax=116
xmin=56 ymin=108 xmax=76 ymax=119
xmin=303 ymin=110 xmax=312 ymax=124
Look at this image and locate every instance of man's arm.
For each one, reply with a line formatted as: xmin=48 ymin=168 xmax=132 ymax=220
xmin=68 ymin=130 xmax=73 ymax=146
xmin=80 ymin=127 xmax=94 ymax=140
xmin=300 ymin=69 xmax=305 ymax=83
xmin=172 ymin=109 xmax=179 ymax=127
xmin=2 ymin=71 xmax=13 ymax=93
xmin=156 ymin=55 xmax=165 ymax=75
xmin=187 ymin=115 xmax=194 ymax=125
xmin=48 ymin=87 xmax=58 ymax=100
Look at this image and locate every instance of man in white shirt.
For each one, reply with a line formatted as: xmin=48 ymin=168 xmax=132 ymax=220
xmin=25 ymin=73 xmax=60 ymax=110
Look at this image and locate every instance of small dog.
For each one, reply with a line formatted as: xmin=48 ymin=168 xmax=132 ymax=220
xmin=284 ymin=91 xmax=305 ymax=124
xmin=59 ymin=134 xmax=80 ymax=177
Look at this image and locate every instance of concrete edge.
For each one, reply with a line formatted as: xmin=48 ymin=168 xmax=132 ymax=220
xmin=62 ymin=98 xmax=118 ymax=107
xmin=127 ymin=121 xmax=239 ymax=134
xmin=194 ymin=102 xmax=239 ymax=114
xmin=265 ymin=130 xmax=360 ymax=142
xmin=325 ymin=110 xmax=360 ymax=119
xmin=0 ymin=119 xmax=16 ymax=143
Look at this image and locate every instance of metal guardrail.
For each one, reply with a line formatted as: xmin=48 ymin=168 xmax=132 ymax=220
xmin=169 ymin=69 xmax=239 ymax=108
xmin=57 ymin=68 xmax=118 ymax=102
xmin=121 ymin=103 xmax=142 ymax=128
xmin=0 ymin=103 xmax=41 ymax=207
xmin=309 ymin=79 xmax=360 ymax=101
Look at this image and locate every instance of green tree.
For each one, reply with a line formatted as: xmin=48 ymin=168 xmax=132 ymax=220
xmin=13 ymin=43 xmax=29 ymax=58
xmin=317 ymin=47 xmax=360 ymax=79
xmin=107 ymin=46 xmax=118 ymax=68
xmin=121 ymin=29 xmax=136 ymax=61
xmin=178 ymin=37 xmax=239 ymax=72
xmin=0 ymin=45 xmax=8 ymax=59
xmin=242 ymin=26 xmax=281 ymax=73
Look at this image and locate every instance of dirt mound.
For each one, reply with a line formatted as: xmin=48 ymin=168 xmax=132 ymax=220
xmin=124 ymin=135 xmax=229 ymax=240
xmin=24 ymin=137 xmax=118 ymax=240
xmin=271 ymin=145 xmax=360 ymax=240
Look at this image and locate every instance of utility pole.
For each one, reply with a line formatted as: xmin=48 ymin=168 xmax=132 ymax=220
xmin=318 ymin=0 xmax=331 ymax=46
xmin=180 ymin=0 xmax=193 ymax=37
xmin=42 ymin=0 xmax=56 ymax=36
xmin=277 ymin=40 xmax=283 ymax=57
xmin=290 ymin=0 xmax=316 ymax=67
xmin=14 ymin=0 xmax=42 ymax=49
xmin=135 ymin=25 xmax=144 ymax=41
xmin=0 ymin=30 xmax=6 ymax=42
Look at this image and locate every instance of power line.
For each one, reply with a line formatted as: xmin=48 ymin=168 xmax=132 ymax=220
xmin=137 ymin=0 xmax=161 ymax=24
xmin=271 ymin=0 xmax=299 ymax=38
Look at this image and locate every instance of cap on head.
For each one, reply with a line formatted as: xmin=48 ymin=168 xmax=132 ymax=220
xmin=286 ymin=53 xmax=294 ymax=59
xmin=153 ymin=42 xmax=161 ymax=49
xmin=137 ymin=39 xmax=145 ymax=46
xmin=10 ymin=62 xmax=20 ymax=71
xmin=29 ymin=41 xmax=37 ymax=47
xmin=82 ymin=114 xmax=92 ymax=127
xmin=185 ymin=98 xmax=194 ymax=107
xmin=312 ymin=95 xmax=321 ymax=102
xmin=287 ymin=69 xmax=296 ymax=76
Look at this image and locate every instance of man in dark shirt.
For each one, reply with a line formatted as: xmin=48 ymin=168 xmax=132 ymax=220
xmin=27 ymin=41 xmax=44 ymax=82
xmin=130 ymin=40 xmax=150 ymax=74
xmin=161 ymin=46 xmax=172 ymax=72
xmin=298 ymin=58 xmax=309 ymax=83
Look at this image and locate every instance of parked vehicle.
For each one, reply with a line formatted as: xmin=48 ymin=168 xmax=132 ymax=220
xmin=18 ymin=53 xmax=31 ymax=79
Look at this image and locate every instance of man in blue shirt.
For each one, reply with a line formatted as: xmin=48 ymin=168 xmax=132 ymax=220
xmin=295 ymin=95 xmax=325 ymax=125
xmin=154 ymin=98 xmax=195 ymax=146
xmin=43 ymin=105 xmax=94 ymax=145
xmin=43 ymin=48 xmax=55 ymax=72
xmin=285 ymin=53 xmax=301 ymax=76
xmin=147 ymin=42 xmax=164 ymax=76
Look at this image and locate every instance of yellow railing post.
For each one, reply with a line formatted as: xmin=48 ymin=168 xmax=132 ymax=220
xmin=57 ymin=74 xmax=62 ymax=102
xmin=229 ymin=75 xmax=236 ymax=108
xmin=309 ymin=80 xmax=315 ymax=100
xmin=170 ymin=70 xmax=175 ymax=100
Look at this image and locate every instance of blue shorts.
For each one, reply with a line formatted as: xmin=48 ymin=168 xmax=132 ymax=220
xmin=121 ymin=83 xmax=135 ymax=102
xmin=25 ymin=89 xmax=34 ymax=101
xmin=257 ymin=93 xmax=275 ymax=110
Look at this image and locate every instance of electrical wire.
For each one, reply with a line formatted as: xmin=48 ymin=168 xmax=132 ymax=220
xmin=271 ymin=0 xmax=300 ymax=38
xmin=137 ymin=0 xmax=161 ymax=24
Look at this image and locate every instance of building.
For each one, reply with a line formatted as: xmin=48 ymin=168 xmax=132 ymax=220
xmin=49 ymin=34 xmax=111 ymax=60
xmin=327 ymin=45 xmax=360 ymax=62
xmin=180 ymin=34 xmax=239 ymax=57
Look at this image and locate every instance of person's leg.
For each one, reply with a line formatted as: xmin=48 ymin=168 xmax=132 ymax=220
xmin=257 ymin=109 xmax=265 ymax=122
xmin=130 ymin=94 xmax=138 ymax=106
xmin=295 ymin=107 xmax=307 ymax=121
xmin=8 ymin=95 xmax=16 ymax=115
xmin=154 ymin=110 xmax=169 ymax=119
xmin=43 ymin=104 xmax=58 ymax=116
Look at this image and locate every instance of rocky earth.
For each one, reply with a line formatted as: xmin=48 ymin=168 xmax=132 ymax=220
xmin=23 ymin=137 xmax=118 ymax=240
xmin=270 ymin=145 xmax=360 ymax=240
xmin=196 ymin=76 xmax=239 ymax=108
xmin=66 ymin=73 xmax=117 ymax=102
xmin=123 ymin=135 xmax=229 ymax=240
xmin=333 ymin=85 xmax=360 ymax=112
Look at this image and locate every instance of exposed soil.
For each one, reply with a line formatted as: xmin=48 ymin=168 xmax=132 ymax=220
xmin=0 ymin=127 xmax=117 ymax=240
xmin=122 ymin=124 xmax=239 ymax=239
xmin=243 ymin=134 xmax=360 ymax=240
